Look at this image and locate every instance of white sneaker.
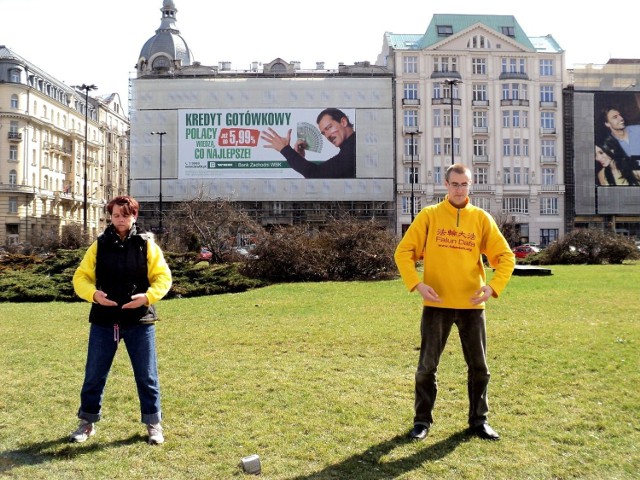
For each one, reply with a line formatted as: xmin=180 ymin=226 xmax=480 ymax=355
xmin=69 ymin=419 xmax=96 ymax=443
xmin=147 ymin=423 xmax=164 ymax=444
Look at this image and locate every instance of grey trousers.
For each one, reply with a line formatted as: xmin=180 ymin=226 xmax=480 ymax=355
xmin=414 ymin=306 xmax=490 ymax=428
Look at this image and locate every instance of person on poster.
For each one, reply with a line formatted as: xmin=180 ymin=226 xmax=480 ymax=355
xmin=394 ymin=164 xmax=515 ymax=442
xmin=601 ymin=106 xmax=640 ymax=158
xmin=595 ymin=137 xmax=640 ymax=186
xmin=70 ymin=196 xmax=172 ymax=445
xmin=260 ymin=108 xmax=356 ymax=178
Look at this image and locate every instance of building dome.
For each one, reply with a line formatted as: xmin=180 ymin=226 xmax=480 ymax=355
xmin=137 ymin=0 xmax=193 ymax=76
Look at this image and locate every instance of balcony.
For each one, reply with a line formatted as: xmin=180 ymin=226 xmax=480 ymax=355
xmin=472 ymin=155 xmax=490 ymax=164
xmin=472 ymin=126 xmax=489 ymax=135
xmin=8 ymin=132 xmax=22 ymax=142
xmin=540 ymin=155 xmax=558 ymax=164
xmin=471 ymin=184 xmax=495 ymax=193
xmin=402 ymin=98 xmax=420 ymax=106
xmin=539 ymin=184 xmax=565 ymax=193
xmin=432 ymin=97 xmax=462 ymax=106
xmin=402 ymin=154 xmax=421 ymax=163
xmin=540 ymin=128 xmax=557 ymax=136
xmin=539 ymin=101 xmax=557 ymax=108
xmin=501 ymin=99 xmax=530 ymax=107
xmin=472 ymin=100 xmax=490 ymax=107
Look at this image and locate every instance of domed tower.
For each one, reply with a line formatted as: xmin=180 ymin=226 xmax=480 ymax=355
xmin=136 ymin=0 xmax=193 ymax=76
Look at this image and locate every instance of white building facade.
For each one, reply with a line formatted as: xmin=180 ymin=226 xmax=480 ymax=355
xmin=0 ymin=46 xmax=128 ymax=245
xmin=379 ymin=15 xmax=566 ymax=245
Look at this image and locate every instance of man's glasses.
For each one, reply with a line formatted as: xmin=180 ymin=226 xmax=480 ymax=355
xmin=448 ymin=183 xmax=470 ymax=190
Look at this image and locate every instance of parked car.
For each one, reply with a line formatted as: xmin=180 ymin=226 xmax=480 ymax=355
xmin=513 ymin=245 xmax=540 ymax=259
xmin=197 ymin=247 xmax=212 ymax=261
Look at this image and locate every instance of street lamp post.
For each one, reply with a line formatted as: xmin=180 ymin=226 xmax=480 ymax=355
xmin=150 ymin=131 xmax=166 ymax=233
xmin=408 ymin=130 xmax=421 ymax=222
xmin=72 ymin=84 xmax=97 ymax=233
xmin=444 ymin=79 xmax=462 ymax=165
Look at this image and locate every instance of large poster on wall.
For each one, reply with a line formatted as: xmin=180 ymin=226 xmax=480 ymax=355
xmin=593 ymin=92 xmax=640 ymax=186
xmin=178 ymin=108 xmax=356 ymax=179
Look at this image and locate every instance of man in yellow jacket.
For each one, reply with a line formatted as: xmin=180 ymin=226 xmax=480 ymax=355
xmin=394 ymin=164 xmax=515 ymax=441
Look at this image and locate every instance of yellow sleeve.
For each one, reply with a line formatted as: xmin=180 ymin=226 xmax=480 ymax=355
xmin=394 ymin=210 xmax=428 ymax=292
xmin=145 ymin=238 xmax=172 ymax=305
xmin=73 ymin=242 xmax=98 ymax=303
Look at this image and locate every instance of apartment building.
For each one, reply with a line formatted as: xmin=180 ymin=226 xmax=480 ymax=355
xmin=378 ymin=15 xmax=566 ymax=245
xmin=0 ymin=46 xmax=129 ymax=245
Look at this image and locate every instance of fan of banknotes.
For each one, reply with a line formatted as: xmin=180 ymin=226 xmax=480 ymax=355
xmin=296 ymin=122 xmax=323 ymax=153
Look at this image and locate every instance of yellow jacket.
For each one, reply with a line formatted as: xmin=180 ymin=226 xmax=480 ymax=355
xmin=394 ymin=196 xmax=515 ymax=309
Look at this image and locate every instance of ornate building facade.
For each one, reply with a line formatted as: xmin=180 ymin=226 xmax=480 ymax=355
xmin=0 ymin=46 xmax=128 ymax=245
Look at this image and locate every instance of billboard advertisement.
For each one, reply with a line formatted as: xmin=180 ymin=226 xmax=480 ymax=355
xmin=178 ymin=107 xmax=356 ymax=179
xmin=593 ymin=92 xmax=640 ymax=186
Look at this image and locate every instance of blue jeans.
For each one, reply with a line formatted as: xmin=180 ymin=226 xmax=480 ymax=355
xmin=414 ymin=307 xmax=490 ymax=428
xmin=77 ymin=323 xmax=162 ymax=424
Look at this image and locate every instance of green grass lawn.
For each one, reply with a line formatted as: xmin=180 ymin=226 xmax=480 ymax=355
xmin=1 ymin=264 xmax=639 ymax=479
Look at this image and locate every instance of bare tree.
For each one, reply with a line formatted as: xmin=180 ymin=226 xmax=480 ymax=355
xmin=162 ymin=188 xmax=263 ymax=263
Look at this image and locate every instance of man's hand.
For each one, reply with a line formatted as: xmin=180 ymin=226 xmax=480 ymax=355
xmin=416 ymin=283 xmax=441 ymax=303
xmin=260 ymin=128 xmax=291 ymax=152
xmin=471 ymin=285 xmax=494 ymax=305
xmin=122 ymin=293 xmax=149 ymax=310
xmin=293 ymin=139 xmax=307 ymax=157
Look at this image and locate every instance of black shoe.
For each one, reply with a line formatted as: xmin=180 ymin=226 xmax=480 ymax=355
xmin=409 ymin=424 xmax=429 ymax=441
xmin=468 ymin=423 xmax=500 ymax=440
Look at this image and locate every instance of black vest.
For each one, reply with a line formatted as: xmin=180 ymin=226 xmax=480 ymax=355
xmin=89 ymin=224 xmax=157 ymax=326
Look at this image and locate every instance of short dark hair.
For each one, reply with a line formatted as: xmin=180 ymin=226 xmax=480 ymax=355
xmin=445 ymin=163 xmax=472 ymax=182
xmin=107 ymin=195 xmax=139 ymax=217
xmin=316 ymin=108 xmax=353 ymax=128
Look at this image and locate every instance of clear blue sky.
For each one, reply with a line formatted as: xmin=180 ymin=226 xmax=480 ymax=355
xmin=4 ymin=0 xmax=636 ymax=109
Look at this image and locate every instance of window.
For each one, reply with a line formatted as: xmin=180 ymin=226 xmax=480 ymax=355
xmin=513 ymin=167 xmax=521 ymax=184
xmin=9 ymin=197 xmax=18 ymax=214
xmin=433 ymin=166 xmax=442 ymax=184
xmin=522 ymin=111 xmax=529 ymax=128
xmin=472 ymin=58 xmax=487 ymax=74
xmin=502 ymin=111 xmax=510 ymax=128
xmin=432 ymin=83 xmax=442 ymax=99
xmin=541 ymin=140 xmax=556 ymax=159
xmin=403 ymin=110 xmax=418 ymax=128
xmin=541 ymin=167 xmax=556 ymax=185
xmin=539 ymin=59 xmax=554 ymax=76
xmin=402 ymin=196 xmax=422 ymax=215
xmin=9 ymin=170 xmax=17 ymax=185
xmin=474 ymin=197 xmax=492 ymax=212
xmin=541 ymin=112 xmax=555 ymax=129
xmin=272 ymin=202 xmax=283 ymax=215
xmin=473 ymin=139 xmax=488 ymax=157
xmin=503 ymin=139 xmax=511 ymax=156
xmin=540 ymin=229 xmax=559 ymax=246
xmin=403 ymin=56 xmax=418 ymax=74
xmin=540 ymin=197 xmax=558 ymax=215
xmin=501 ymin=58 xmax=526 ymax=74
xmin=437 ymin=25 xmax=453 ymax=36
xmin=513 ymin=110 xmax=520 ymax=127
xmin=433 ymin=109 xmax=441 ymax=127
xmin=405 ymin=166 xmax=419 ymax=184
xmin=502 ymin=197 xmax=528 ymax=214
xmin=10 ymin=69 xmax=21 ymax=82
xmin=513 ymin=139 xmax=521 ymax=156
xmin=472 ymin=84 xmax=488 ymax=101
xmin=11 ymin=95 xmax=19 ymax=109
xmin=404 ymin=137 xmax=418 ymax=157
xmin=433 ymin=138 xmax=442 ymax=156
xmin=9 ymin=146 xmax=18 ymax=161
xmin=474 ymin=167 xmax=488 ymax=184
xmin=501 ymin=26 xmax=515 ymax=37
xmin=503 ymin=167 xmax=511 ymax=184
xmin=468 ymin=36 xmax=491 ymax=49
xmin=404 ymin=83 xmax=418 ymax=100
xmin=453 ymin=109 xmax=460 ymax=128
xmin=473 ymin=111 xmax=488 ymax=128
xmin=540 ymin=85 xmax=554 ymax=102
xmin=434 ymin=56 xmax=458 ymax=73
